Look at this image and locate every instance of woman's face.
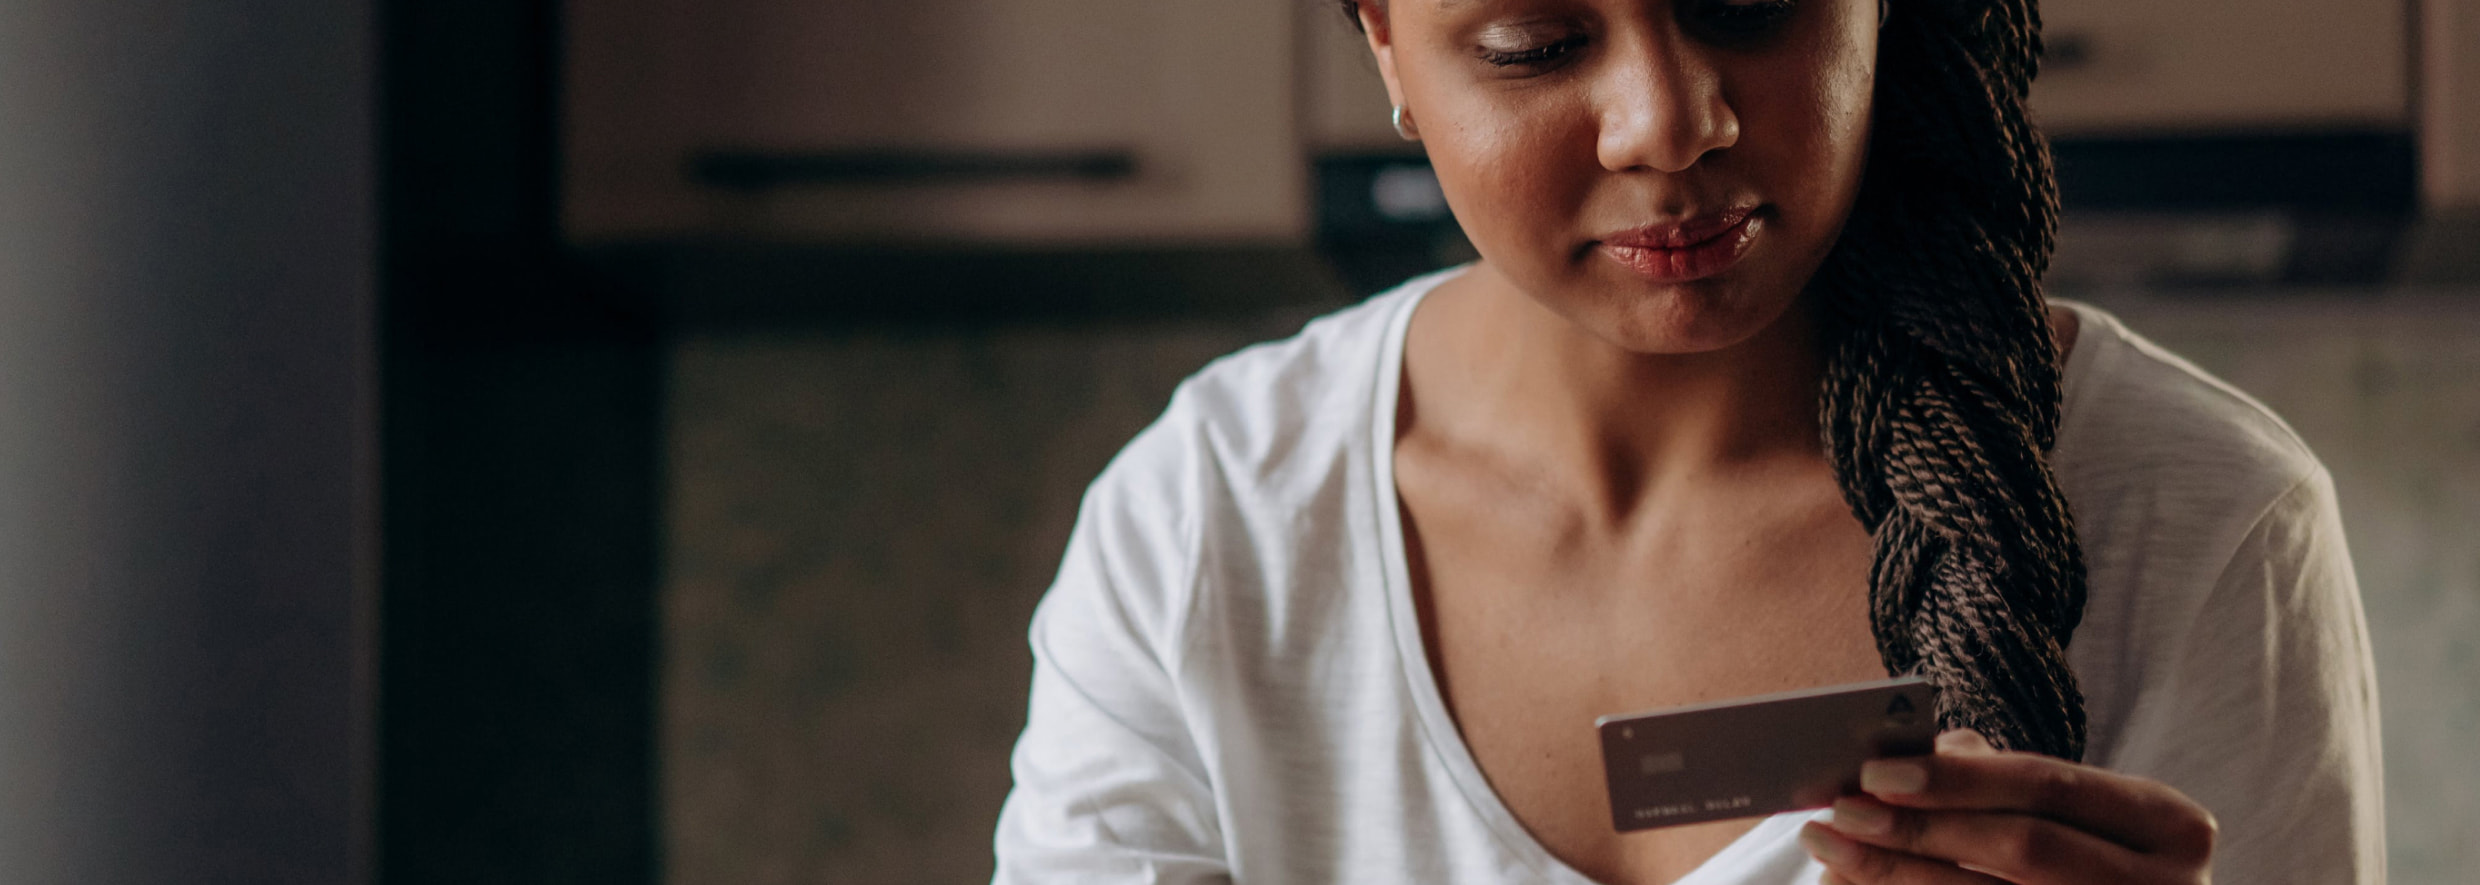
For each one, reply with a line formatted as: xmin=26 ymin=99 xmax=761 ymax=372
xmin=1363 ymin=0 xmax=1878 ymax=353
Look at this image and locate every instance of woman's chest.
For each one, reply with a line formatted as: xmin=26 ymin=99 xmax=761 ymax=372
xmin=1396 ymin=482 xmax=1884 ymax=884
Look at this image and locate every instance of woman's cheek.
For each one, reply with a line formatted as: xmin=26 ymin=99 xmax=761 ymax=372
xmin=1433 ymin=94 xmax=1591 ymax=267
xmin=1734 ymin=77 xmax=1868 ymax=266
xmin=1798 ymin=42 xmax=1878 ymax=236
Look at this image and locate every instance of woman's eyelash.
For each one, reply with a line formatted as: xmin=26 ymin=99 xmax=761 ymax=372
xmin=1478 ymin=0 xmax=1793 ymax=68
xmin=1478 ymin=35 xmax=1587 ymax=68
xmin=1476 ymin=0 xmax=1793 ymax=69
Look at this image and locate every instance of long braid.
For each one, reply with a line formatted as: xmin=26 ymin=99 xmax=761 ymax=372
xmin=1817 ymin=0 xmax=2088 ymax=760
xmin=1334 ymin=0 xmax=2090 ymax=760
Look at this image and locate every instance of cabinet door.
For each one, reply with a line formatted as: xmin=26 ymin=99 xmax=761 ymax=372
xmin=1301 ymin=4 xmax=1403 ymax=153
xmin=2032 ymin=0 xmax=2409 ymax=134
xmin=567 ymin=0 xmax=1303 ymax=243
xmin=2420 ymin=0 xmax=2480 ymax=209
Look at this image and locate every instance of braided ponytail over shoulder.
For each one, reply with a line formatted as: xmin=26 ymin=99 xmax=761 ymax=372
xmin=1814 ymin=0 xmax=2088 ymax=760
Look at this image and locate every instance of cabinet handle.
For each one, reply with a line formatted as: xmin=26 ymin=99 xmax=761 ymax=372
xmin=689 ymin=148 xmax=1139 ymax=190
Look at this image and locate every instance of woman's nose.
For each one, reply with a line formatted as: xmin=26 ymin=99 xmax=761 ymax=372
xmin=1594 ymin=38 xmax=1741 ymax=174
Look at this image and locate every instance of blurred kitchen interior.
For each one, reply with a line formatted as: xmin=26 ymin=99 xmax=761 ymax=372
xmin=561 ymin=1 xmax=2480 ymax=883
xmin=3 ymin=1 xmax=2471 ymax=884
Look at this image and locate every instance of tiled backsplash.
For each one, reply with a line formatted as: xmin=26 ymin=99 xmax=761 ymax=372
xmin=664 ymin=316 xmax=1303 ymax=884
xmin=666 ymin=288 xmax=2479 ymax=883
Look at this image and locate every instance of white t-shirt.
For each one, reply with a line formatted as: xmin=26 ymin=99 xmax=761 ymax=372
xmin=992 ymin=267 xmax=2385 ymax=884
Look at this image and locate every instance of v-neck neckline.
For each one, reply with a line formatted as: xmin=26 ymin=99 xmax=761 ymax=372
xmin=1361 ymin=267 xmax=1823 ymax=885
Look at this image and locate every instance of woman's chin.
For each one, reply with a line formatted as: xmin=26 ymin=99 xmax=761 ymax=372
xmin=1572 ymin=279 xmax=1799 ymax=356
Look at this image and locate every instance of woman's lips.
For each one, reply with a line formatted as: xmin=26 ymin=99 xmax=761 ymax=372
xmin=1596 ymin=207 xmax=1764 ymax=283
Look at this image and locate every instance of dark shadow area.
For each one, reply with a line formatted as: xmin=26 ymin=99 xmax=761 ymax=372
xmin=577 ymin=241 xmax=1357 ymax=333
xmin=378 ymin=1 xmax=658 ymax=882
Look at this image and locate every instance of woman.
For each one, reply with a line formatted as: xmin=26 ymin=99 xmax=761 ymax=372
xmin=993 ymin=0 xmax=2384 ymax=882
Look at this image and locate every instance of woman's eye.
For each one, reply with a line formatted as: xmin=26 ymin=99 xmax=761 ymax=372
xmin=1684 ymin=0 xmax=1798 ymax=42
xmin=1476 ymin=34 xmax=1587 ymax=70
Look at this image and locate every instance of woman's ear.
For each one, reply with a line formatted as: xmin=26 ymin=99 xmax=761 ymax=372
xmin=1355 ymin=1 xmax=1409 ymax=111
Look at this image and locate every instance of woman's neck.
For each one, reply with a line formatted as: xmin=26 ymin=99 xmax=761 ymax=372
xmin=1402 ymin=262 xmax=1831 ymax=523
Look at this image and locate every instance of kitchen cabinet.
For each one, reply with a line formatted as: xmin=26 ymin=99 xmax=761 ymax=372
xmin=566 ymin=0 xmax=1303 ymax=243
xmin=2033 ymin=0 xmax=2410 ymax=134
xmin=2420 ymin=0 xmax=2480 ymax=210
xmin=1301 ymin=6 xmax=1401 ymax=153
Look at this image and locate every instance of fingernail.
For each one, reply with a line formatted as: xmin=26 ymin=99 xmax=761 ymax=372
xmin=1828 ymin=797 xmax=1892 ymax=836
xmin=1795 ymin=818 xmax=1855 ymax=862
xmin=1861 ymin=758 xmax=1928 ymax=795
xmin=1936 ymin=728 xmax=1993 ymax=753
xmin=1800 ymin=822 xmax=1857 ymax=865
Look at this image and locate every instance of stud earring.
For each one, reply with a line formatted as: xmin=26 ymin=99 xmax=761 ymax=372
xmin=1392 ymin=104 xmax=1420 ymax=142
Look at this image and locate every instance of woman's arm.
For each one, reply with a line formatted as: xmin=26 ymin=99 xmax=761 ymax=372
xmin=992 ymin=422 xmax=1234 ymax=884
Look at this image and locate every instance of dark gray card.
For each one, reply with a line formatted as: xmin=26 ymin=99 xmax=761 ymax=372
xmin=1596 ymin=676 xmax=1939 ymax=832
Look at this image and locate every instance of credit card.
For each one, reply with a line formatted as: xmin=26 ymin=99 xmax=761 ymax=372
xmin=1596 ymin=676 xmax=1938 ymax=831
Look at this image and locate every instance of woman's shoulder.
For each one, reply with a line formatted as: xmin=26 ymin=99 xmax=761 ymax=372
xmin=2046 ymin=299 xmax=2346 ymax=681
xmin=2049 ymin=299 xmax=2329 ymax=530
xmin=1172 ymin=268 xmax=1452 ymax=430
xmin=1098 ymin=270 xmax=1446 ymax=496
xmin=1043 ymin=272 xmax=1445 ymax=660
xmin=2048 ymin=302 xmax=2381 ymax=882
xmin=2048 ymin=297 xmax=2357 ymax=742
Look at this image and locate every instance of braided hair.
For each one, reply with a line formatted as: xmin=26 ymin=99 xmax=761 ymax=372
xmin=1341 ymin=0 xmax=2089 ymax=761
xmin=1813 ymin=0 xmax=2085 ymax=761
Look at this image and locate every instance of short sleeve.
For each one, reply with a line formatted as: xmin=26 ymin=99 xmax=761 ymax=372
xmin=2104 ymin=468 xmax=2386 ymax=883
xmin=991 ymin=415 xmax=1234 ymax=884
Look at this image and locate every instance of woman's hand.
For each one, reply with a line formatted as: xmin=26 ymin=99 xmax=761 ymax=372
xmin=1797 ymin=729 xmax=2217 ymax=884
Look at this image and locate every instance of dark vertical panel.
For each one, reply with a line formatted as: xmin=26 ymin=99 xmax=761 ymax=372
xmin=379 ymin=0 xmax=659 ymax=881
xmin=0 ymin=1 xmax=376 ymax=883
